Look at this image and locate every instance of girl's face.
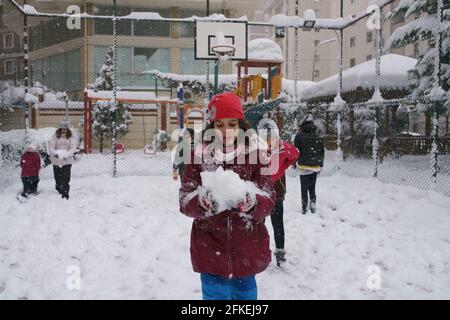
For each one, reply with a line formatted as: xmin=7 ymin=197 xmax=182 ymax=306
xmin=61 ymin=129 xmax=67 ymax=136
xmin=214 ymin=118 xmax=239 ymax=146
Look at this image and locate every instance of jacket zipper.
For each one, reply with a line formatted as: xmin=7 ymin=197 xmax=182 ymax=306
xmin=227 ymin=216 xmax=232 ymax=278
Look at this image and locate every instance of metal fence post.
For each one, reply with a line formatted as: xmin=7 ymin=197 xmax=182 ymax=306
xmin=111 ymin=0 xmax=118 ymax=177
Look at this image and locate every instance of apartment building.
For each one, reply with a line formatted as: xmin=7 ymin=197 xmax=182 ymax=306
xmin=251 ymin=0 xmax=428 ymax=82
xmin=0 ymin=1 xmax=24 ymax=83
xmin=2 ymin=0 xmax=259 ymax=100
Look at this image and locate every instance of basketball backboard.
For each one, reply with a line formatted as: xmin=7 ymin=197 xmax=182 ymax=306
xmin=195 ymin=20 xmax=248 ymax=61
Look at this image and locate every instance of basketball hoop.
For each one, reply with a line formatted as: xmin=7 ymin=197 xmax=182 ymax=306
xmin=211 ymin=31 xmax=236 ymax=61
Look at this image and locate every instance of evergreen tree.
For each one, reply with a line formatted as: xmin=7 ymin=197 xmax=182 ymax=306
xmin=92 ymin=101 xmax=132 ymax=153
xmin=386 ymin=0 xmax=449 ymax=114
xmin=88 ymin=47 xmax=114 ymax=91
xmin=88 ymin=47 xmax=132 ymax=152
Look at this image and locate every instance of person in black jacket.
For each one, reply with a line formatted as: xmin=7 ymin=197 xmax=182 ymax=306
xmin=294 ymin=120 xmax=325 ymax=214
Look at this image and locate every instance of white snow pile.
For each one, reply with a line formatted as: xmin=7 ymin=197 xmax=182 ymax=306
xmin=200 ymin=167 xmax=268 ymax=212
xmin=248 ymin=39 xmax=284 ymax=62
xmin=301 ymin=54 xmax=417 ymax=101
xmin=85 ymin=90 xmax=176 ymax=104
xmin=54 ymin=150 xmax=71 ymax=160
xmin=0 ymin=127 xmax=56 ymax=149
xmin=146 ymin=70 xmax=238 ymax=87
xmin=0 ymin=174 xmax=449 ymax=299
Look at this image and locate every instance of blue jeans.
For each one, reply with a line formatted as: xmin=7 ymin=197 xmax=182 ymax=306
xmin=200 ymin=273 xmax=257 ymax=300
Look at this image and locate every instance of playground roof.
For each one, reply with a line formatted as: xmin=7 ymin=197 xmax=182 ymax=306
xmin=247 ymin=38 xmax=284 ymax=62
xmin=84 ymin=89 xmax=177 ymax=104
xmin=301 ymin=54 xmax=417 ymax=101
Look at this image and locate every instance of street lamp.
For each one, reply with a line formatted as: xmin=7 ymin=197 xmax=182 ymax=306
xmin=303 ymin=9 xmax=316 ymax=31
xmin=312 ymin=38 xmax=337 ymax=81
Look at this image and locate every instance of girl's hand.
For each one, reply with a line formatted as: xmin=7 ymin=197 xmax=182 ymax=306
xmin=172 ymin=171 xmax=179 ymax=180
xmin=199 ymin=188 xmax=218 ymax=214
xmin=236 ymin=192 xmax=256 ymax=213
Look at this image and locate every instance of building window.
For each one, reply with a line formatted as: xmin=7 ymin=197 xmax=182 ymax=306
xmin=366 ymin=54 xmax=372 ymax=61
xmin=93 ymin=46 xmax=170 ymax=88
xmin=133 ymin=47 xmax=170 ymax=86
xmin=351 ymin=0 xmax=357 ymax=4
xmin=4 ymin=59 xmax=15 ymax=75
xmin=350 ymin=36 xmax=356 ymax=47
xmin=49 ymin=18 xmax=65 ymax=46
xmin=350 ymin=58 xmax=356 ymax=67
xmin=314 ymin=10 xmax=320 ymax=18
xmin=32 ymin=49 xmax=81 ymax=91
xmin=134 ymin=7 xmax=170 ymax=37
xmin=3 ymin=33 xmax=14 ymax=49
xmin=179 ymin=9 xmax=206 ymax=38
xmin=94 ymin=6 xmax=132 ymax=35
xmin=367 ymin=31 xmax=373 ymax=43
xmin=180 ymin=48 xmax=212 ymax=75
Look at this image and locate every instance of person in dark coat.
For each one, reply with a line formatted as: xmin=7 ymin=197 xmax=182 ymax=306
xmin=179 ymin=92 xmax=276 ymax=300
xmin=20 ymin=143 xmax=41 ymax=198
xmin=294 ymin=120 xmax=324 ymax=214
xmin=172 ymin=128 xmax=195 ymax=183
xmin=258 ymin=119 xmax=299 ymax=267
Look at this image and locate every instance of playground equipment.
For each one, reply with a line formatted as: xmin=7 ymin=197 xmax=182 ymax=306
xmin=195 ymin=20 xmax=284 ymax=129
xmin=83 ymin=89 xmax=178 ymax=154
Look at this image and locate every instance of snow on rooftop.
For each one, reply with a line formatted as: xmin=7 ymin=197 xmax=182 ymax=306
xmin=18 ymin=4 xmax=247 ymax=22
xmin=281 ymin=78 xmax=316 ymax=100
xmin=85 ymin=89 xmax=175 ymax=102
xmin=248 ymin=39 xmax=284 ymax=62
xmin=269 ymin=14 xmax=353 ymax=29
xmin=301 ymin=54 xmax=417 ymax=101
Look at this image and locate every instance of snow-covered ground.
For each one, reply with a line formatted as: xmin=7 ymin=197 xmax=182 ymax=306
xmin=1 ymin=173 xmax=449 ymax=299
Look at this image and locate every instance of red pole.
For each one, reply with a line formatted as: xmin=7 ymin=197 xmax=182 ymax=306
xmin=88 ymin=98 xmax=93 ymax=153
xmin=84 ymin=91 xmax=88 ymax=153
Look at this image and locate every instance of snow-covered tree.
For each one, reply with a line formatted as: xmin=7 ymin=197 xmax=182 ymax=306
xmin=92 ymin=101 xmax=132 ymax=153
xmin=88 ymin=47 xmax=114 ymax=91
xmin=386 ymin=0 xmax=450 ymax=114
xmin=88 ymin=47 xmax=132 ymax=152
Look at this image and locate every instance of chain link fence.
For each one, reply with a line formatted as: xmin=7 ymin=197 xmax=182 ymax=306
xmin=1 ymin=0 xmax=449 ymax=197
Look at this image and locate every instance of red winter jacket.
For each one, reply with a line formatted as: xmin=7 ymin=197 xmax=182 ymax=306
xmin=179 ymin=144 xmax=276 ymax=278
xmin=20 ymin=151 xmax=41 ymax=177
xmin=269 ymin=141 xmax=300 ymax=183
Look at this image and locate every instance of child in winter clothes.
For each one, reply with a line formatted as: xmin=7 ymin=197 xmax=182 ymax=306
xmin=48 ymin=120 xmax=78 ymax=200
xmin=179 ymin=92 xmax=276 ymax=300
xmin=258 ymin=119 xmax=300 ymax=267
xmin=20 ymin=143 xmax=41 ymax=198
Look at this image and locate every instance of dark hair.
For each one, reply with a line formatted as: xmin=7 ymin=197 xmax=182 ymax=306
xmin=56 ymin=128 xmax=72 ymax=139
xmin=202 ymin=119 xmax=253 ymax=146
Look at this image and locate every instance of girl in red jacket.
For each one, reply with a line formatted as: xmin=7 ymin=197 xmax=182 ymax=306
xmin=179 ymin=92 xmax=276 ymax=300
xmin=20 ymin=143 xmax=41 ymax=198
xmin=257 ymin=119 xmax=299 ymax=267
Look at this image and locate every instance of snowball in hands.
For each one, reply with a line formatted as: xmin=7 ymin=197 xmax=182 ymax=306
xmin=200 ymin=167 xmax=266 ymax=213
xmin=54 ymin=150 xmax=71 ymax=160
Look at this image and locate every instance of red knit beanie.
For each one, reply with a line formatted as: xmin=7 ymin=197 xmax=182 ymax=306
xmin=207 ymin=92 xmax=244 ymax=122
